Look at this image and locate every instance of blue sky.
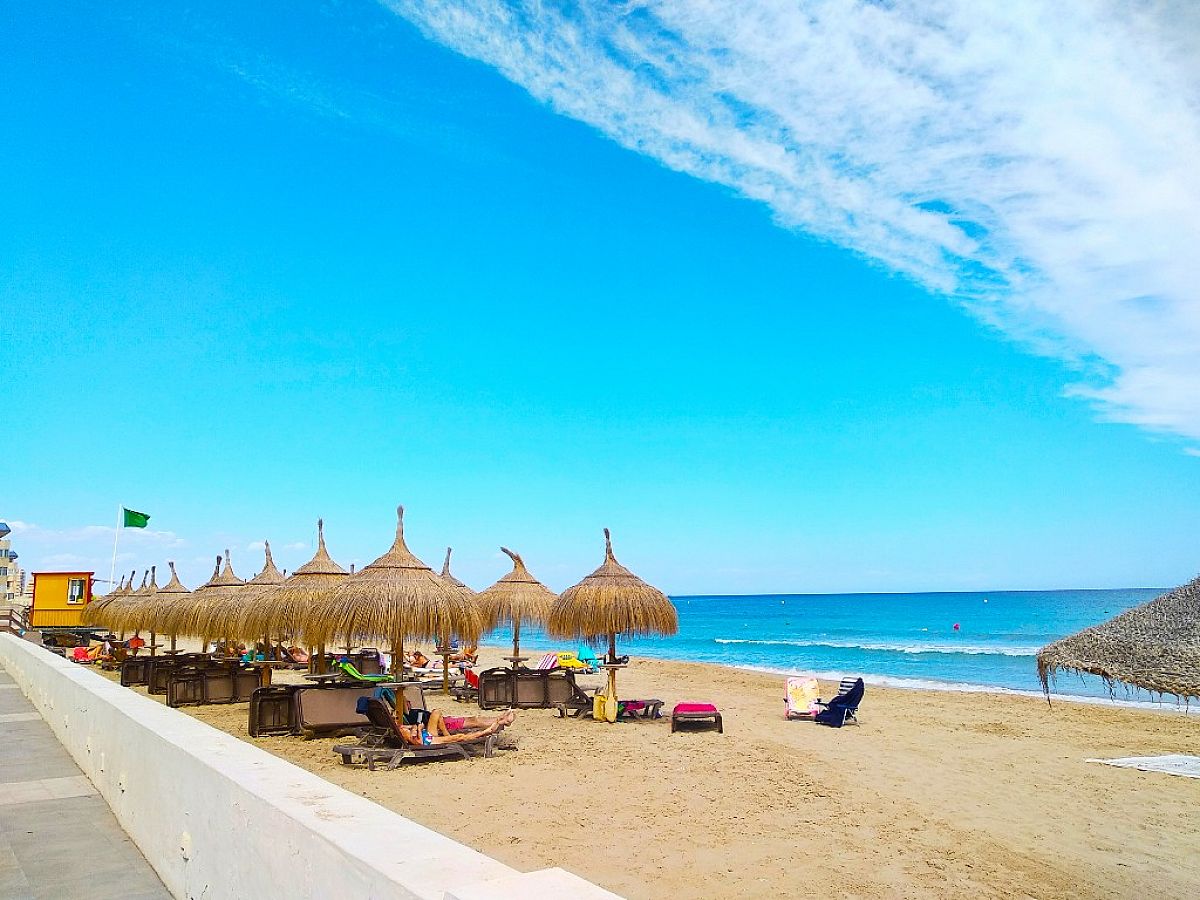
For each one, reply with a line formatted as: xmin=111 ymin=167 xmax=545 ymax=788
xmin=4 ymin=1 xmax=1199 ymax=594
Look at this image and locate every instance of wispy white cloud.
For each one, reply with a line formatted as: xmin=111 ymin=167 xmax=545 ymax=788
xmin=387 ymin=0 xmax=1200 ymax=442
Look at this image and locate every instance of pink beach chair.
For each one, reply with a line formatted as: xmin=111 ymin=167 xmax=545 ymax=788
xmin=785 ymin=677 xmax=820 ymax=720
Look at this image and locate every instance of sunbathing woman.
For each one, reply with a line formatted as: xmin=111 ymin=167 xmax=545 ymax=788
xmin=396 ymin=696 xmax=515 ymax=736
xmin=396 ymin=716 xmax=510 ymax=748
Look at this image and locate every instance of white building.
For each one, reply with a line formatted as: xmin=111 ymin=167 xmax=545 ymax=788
xmin=0 ymin=522 xmax=25 ymax=603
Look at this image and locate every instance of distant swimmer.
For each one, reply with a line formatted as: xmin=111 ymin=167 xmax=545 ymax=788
xmin=953 ymin=622 xmax=961 ymax=631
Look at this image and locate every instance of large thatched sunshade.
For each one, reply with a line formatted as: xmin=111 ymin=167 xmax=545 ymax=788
xmin=206 ymin=542 xmax=285 ymax=645
xmin=114 ymin=566 xmax=161 ymax=651
xmin=1038 ymin=575 xmax=1200 ymax=700
xmin=186 ymin=550 xmax=247 ymax=646
xmin=306 ymin=506 xmax=483 ymax=674
xmin=549 ymin=529 xmax=676 ymax=720
xmin=434 ymin=547 xmax=479 ymax=691
xmin=125 ymin=561 xmax=191 ymax=651
xmin=549 ymin=529 xmax=677 ymax=662
xmin=237 ymin=520 xmax=349 ymax=652
xmin=82 ymin=569 xmax=134 ymax=628
xmin=156 ymin=556 xmax=220 ymax=639
xmin=478 ymin=547 xmax=556 ymax=665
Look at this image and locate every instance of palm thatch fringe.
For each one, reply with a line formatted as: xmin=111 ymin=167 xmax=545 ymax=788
xmin=236 ymin=520 xmax=348 ymax=642
xmin=205 ymin=542 xmax=285 ymax=642
xmin=184 ymin=549 xmax=246 ymax=641
xmin=122 ymin=560 xmax=190 ymax=641
xmin=304 ymin=506 xmax=483 ymax=650
xmin=155 ymin=556 xmax=221 ymax=636
xmin=478 ymin=547 xmax=556 ymax=630
xmin=82 ymin=569 xmax=136 ymax=628
xmin=548 ymin=529 xmax=677 ymax=654
xmin=1037 ymin=574 xmax=1200 ymax=700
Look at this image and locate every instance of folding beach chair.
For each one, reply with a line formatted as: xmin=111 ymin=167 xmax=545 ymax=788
xmin=535 ymin=652 xmax=559 ymax=671
xmin=785 ymin=677 xmax=820 ymax=720
xmin=814 ymin=678 xmax=864 ymax=727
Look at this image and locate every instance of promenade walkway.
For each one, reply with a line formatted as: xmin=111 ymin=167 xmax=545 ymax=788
xmin=0 ymin=662 xmax=170 ymax=900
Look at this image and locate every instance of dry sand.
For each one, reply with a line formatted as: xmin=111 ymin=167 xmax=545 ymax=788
xmin=107 ymin=647 xmax=1200 ymax=899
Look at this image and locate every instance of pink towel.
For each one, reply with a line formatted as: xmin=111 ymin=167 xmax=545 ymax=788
xmin=674 ymin=702 xmax=718 ymax=714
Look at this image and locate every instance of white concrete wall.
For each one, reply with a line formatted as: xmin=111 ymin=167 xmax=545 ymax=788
xmin=0 ymin=634 xmax=621 ymax=900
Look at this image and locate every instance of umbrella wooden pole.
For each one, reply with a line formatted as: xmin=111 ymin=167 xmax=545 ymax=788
xmin=608 ymin=633 xmax=617 ymax=665
xmin=440 ymin=630 xmax=451 ymax=695
xmin=150 ymin=631 xmax=157 ymax=657
xmin=513 ymin=621 xmax=521 ymax=666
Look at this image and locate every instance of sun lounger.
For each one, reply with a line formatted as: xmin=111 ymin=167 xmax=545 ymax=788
xmin=477 ymin=666 xmax=593 ymax=713
xmin=814 ymin=678 xmax=864 ymax=727
xmin=451 ymin=666 xmax=480 ymax=702
xmin=785 ymin=676 xmax=820 ymax=720
xmin=671 ymin=702 xmax=723 ymax=733
xmin=330 ymin=697 xmax=487 ymax=768
xmin=534 ymin=652 xmax=559 ymax=671
xmin=336 ymin=660 xmax=392 ymax=683
xmin=617 ymin=699 xmax=664 ymax=720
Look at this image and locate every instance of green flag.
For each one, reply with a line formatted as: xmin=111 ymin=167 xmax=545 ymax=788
xmin=122 ymin=508 xmax=150 ymax=529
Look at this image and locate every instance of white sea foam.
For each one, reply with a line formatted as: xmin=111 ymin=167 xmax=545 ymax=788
xmin=713 ymin=637 xmax=1039 ymax=657
xmin=734 ymin=664 xmax=1195 ymax=713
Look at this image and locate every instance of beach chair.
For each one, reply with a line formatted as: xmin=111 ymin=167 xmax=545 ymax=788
xmin=336 ymin=660 xmax=392 ymax=683
xmin=451 ymin=666 xmax=480 ymax=702
xmin=331 ymin=698 xmax=484 ymax=768
xmin=814 ymin=678 xmax=864 ymax=727
xmin=576 ymin=645 xmax=600 ymax=669
xmin=534 ymin=652 xmax=559 ymax=671
xmin=785 ymin=677 xmax=820 ymax=720
xmin=671 ymin=702 xmax=723 ymax=733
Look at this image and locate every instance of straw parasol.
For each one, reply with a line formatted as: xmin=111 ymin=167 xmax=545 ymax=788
xmin=125 ymin=561 xmax=191 ymax=651
xmin=82 ymin=569 xmax=136 ymax=629
xmin=206 ymin=542 xmax=284 ymax=648
xmin=157 ymin=556 xmax=221 ymax=640
xmin=549 ymin=529 xmax=677 ymax=721
xmin=237 ymin=520 xmax=349 ymax=667
xmin=435 ymin=547 xmax=478 ymax=691
xmin=304 ymin=506 xmax=484 ymax=674
xmin=478 ymin=547 xmax=557 ymax=667
xmin=1037 ymin=575 xmax=1200 ymax=700
xmin=187 ymin=550 xmax=246 ymax=647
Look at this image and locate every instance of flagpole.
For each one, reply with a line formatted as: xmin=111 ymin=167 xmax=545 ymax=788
xmin=109 ymin=505 xmax=121 ymax=589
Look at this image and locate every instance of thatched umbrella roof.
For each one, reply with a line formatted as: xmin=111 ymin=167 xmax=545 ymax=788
xmin=206 ymin=542 xmax=284 ymax=642
xmin=123 ymin=560 xmax=191 ymax=638
xmin=157 ymin=556 xmax=221 ymax=637
xmin=304 ymin=506 xmax=484 ymax=662
xmin=1037 ymin=575 xmax=1200 ymax=699
xmin=82 ymin=569 xmax=136 ymax=628
xmin=548 ymin=529 xmax=677 ymax=662
xmin=186 ymin=550 xmax=246 ymax=642
xmin=478 ymin=547 xmax=556 ymax=663
xmin=110 ymin=566 xmax=158 ymax=634
xmin=440 ymin=547 xmax=469 ymax=592
xmin=237 ymin=521 xmax=348 ymax=642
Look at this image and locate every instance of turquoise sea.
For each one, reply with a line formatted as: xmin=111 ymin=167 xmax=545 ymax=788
xmin=511 ymin=588 xmax=1179 ymax=703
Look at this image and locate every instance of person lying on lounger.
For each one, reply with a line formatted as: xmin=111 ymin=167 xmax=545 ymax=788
xmin=395 ymin=696 xmax=515 ymax=736
xmin=395 ymin=713 xmax=513 ymax=748
xmin=450 ymin=644 xmax=478 ymax=664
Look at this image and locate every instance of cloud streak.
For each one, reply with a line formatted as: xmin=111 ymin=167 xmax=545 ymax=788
xmin=387 ymin=0 xmax=1200 ymax=441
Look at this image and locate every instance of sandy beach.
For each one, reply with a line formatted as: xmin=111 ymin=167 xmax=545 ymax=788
xmin=105 ymin=647 xmax=1200 ymax=899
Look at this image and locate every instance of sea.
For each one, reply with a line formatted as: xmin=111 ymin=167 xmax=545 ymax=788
xmin=508 ymin=587 xmax=1190 ymax=707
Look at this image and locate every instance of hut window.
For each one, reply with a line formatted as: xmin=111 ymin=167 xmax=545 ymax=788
xmin=67 ymin=578 xmax=86 ymax=603
xmin=0 ymin=567 xmax=6 ymax=576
